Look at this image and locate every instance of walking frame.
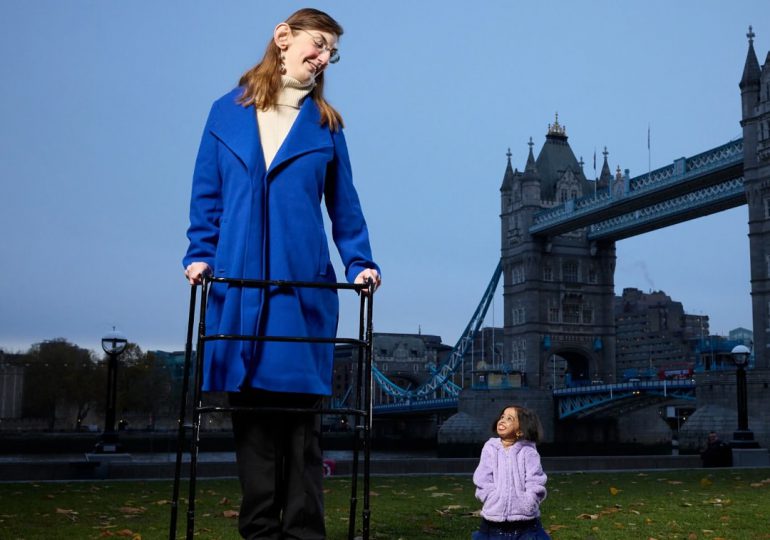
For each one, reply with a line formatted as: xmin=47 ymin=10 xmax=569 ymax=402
xmin=169 ymin=275 xmax=375 ymax=540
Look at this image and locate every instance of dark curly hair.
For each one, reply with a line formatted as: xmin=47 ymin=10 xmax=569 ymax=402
xmin=491 ymin=405 xmax=543 ymax=443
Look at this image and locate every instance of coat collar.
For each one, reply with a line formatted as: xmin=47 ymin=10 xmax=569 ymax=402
xmin=268 ymin=97 xmax=333 ymax=176
xmin=210 ymin=87 xmax=333 ymax=178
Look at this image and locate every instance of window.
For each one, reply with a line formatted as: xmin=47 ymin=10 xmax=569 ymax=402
xmin=511 ymin=264 xmax=524 ymax=284
xmin=562 ymin=261 xmax=578 ymax=283
xmin=588 ymin=267 xmax=598 ymax=284
xmin=563 ymin=304 xmax=580 ymax=323
xmin=562 ymin=294 xmax=581 ymax=324
xmin=559 ymin=190 xmax=567 ymax=202
xmin=582 ymin=307 xmax=594 ymax=324
xmin=543 ymin=265 xmax=553 ymax=281
xmin=548 ymin=306 xmax=560 ymax=323
xmin=512 ymin=307 xmax=526 ymax=325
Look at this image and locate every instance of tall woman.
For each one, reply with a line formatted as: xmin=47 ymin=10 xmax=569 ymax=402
xmin=183 ymin=8 xmax=380 ymax=539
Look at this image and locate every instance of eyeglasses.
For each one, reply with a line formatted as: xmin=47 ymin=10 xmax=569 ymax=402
xmin=296 ymin=28 xmax=340 ymax=64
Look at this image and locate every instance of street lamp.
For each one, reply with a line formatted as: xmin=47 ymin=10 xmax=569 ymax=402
xmin=94 ymin=327 xmax=128 ymax=453
xmin=730 ymin=344 xmax=759 ymax=449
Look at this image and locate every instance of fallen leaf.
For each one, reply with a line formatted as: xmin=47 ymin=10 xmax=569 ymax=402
xmin=430 ymin=492 xmax=453 ymax=497
xmin=577 ymin=513 xmax=599 ymax=520
xmin=56 ymin=508 xmax=79 ymax=522
xmin=119 ymin=506 xmax=146 ymax=515
xmin=435 ymin=505 xmax=464 ymax=516
xmin=218 ymin=497 xmax=229 ymax=505
xmin=423 ymin=486 xmax=438 ymax=491
xmin=700 ymin=478 xmax=713 ymax=487
xmin=610 ymin=487 xmax=620 ymax=496
xmin=223 ymin=510 xmax=239 ymax=519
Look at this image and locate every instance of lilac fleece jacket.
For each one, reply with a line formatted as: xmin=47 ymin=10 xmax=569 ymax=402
xmin=473 ymin=437 xmax=548 ymax=522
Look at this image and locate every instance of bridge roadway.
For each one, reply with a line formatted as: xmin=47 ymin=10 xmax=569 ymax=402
xmin=529 ymin=138 xmax=744 ymax=240
xmin=370 ymin=379 xmax=695 ymax=419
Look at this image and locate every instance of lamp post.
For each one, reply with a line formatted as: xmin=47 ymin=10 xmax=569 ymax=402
xmin=95 ymin=328 xmax=128 ymax=453
xmin=730 ymin=344 xmax=759 ymax=449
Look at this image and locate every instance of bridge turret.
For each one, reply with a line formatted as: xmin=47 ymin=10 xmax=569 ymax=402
xmin=501 ymin=148 xmax=516 ymax=192
xmin=597 ymin=147 xmax=612 ymax=190
xmin=740 ymin=26 xmax=761 ymax=92
xmin=741 ymin=27 xmax=770 ymax=370
xmin=520 ymin=137 xmax=542 ymax=206
xmin=741 ymin=26 xmax=761 ymax=172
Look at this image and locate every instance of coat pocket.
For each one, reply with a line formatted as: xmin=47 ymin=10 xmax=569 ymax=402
xmin=318 ymin=227 xmax=330 ymax=276
xmin=214 ymin=217 xmax=230 ymax=276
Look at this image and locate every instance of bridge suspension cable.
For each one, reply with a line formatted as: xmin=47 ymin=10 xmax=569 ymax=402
xmin=372 ymin=260 xmax=503 ymax=400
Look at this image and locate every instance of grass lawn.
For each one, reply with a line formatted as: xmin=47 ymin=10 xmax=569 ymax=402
xmin=1 ymin=468 xmax=770 ymax=539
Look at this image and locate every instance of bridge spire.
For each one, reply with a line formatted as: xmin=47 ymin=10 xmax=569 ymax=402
xmin=741 ymin=25 xmax=760 ymax=90
xmin=547 ymin=112 xmax=567 ymax=138
xmin=598 ymin=146 xmax=612 ymax=187
xmin=501 ymin=147 xmax=516 ymax=191
xmin=525 ymin=137 xmax=537 ymax=171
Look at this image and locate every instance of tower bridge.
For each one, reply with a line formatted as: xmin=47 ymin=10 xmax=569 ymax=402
xmin=336 ymin=29 xmax=770 ymax=447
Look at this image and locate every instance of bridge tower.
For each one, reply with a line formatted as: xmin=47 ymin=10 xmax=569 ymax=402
xmin=500 ymin=119 xmax=617 ymax=397
xmin=742 ymin=27 xmax=770 ymax=369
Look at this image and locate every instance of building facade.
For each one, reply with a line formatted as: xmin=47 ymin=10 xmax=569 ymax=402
xmin=742 ymin=28 xmax=770 ymax=369
xmin=500 ymin=119 xmax=617 ymax=390
xmin=614 ymin=287 xmax=707 ymax=380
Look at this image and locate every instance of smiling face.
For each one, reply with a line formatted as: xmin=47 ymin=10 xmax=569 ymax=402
xmin=496 ymin=407 xmax=521 ymax=442
xmin=274 ymin=23 xmax=338 ymax=84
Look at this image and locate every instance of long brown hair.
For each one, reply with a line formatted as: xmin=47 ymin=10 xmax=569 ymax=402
xmin=238 ymin=8 xmax=344 ymax=131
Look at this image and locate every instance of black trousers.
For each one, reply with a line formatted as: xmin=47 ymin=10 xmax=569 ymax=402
xmin=229 ymin=389 xmax=325 ymax=540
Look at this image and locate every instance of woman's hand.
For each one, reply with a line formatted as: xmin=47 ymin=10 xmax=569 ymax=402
xmin=354 ymin=268 xmax=381 ymax=293
xmin=184 ymin=262 xmax=212 ymax=285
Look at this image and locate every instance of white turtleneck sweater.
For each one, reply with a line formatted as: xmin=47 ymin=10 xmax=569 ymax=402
xmin=257 ymin=76 xmax=315 ymax=169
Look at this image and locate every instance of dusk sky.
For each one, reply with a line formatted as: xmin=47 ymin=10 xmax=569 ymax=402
xmin=2 ymin=1 xmax=769 ymax=354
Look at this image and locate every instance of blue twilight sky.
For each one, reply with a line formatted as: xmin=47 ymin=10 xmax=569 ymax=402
xmin=1 ymin=1 xmax=769 ymax=354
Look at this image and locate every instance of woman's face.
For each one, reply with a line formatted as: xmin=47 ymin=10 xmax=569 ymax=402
xmin=280 ymin=26 xmax=338 ymax=83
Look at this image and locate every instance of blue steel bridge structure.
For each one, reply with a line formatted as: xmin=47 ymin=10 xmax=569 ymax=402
xmin=361 ymin=136 xmax=744 ymax=419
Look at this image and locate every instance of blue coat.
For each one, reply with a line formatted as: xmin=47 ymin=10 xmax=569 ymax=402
xmin=183 ymin=88 xmax=379 ymax=395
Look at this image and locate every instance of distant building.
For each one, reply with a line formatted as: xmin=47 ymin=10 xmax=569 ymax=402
xmin=150 ymin=350 xmax=188 ymax=381
xmin=729 ymin=326 xmax=753 ymax=346
xmin=0 ymin=351 xmax=24 ymax=420
xmin=331 ymin=332 xmax=452 ymax=409
xmin=614 ymin=288 xmax=706 ymax=380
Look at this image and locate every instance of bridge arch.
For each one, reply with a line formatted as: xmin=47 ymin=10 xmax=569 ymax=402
xmin=546 ymin=348 xmax=596 ymax=388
